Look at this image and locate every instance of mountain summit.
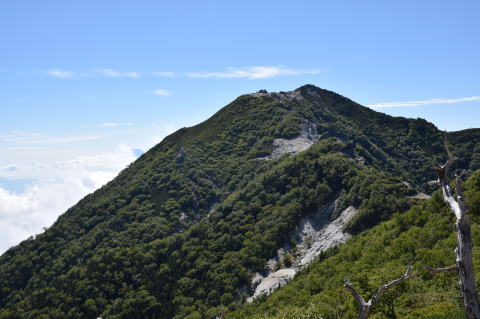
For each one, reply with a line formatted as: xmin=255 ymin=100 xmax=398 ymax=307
xmin=1 ymin=85 xmax=480 ymax=318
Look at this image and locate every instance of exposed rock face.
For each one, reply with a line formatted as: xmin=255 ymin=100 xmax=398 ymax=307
xmin=262 ymin=121 xmax=319 ymax=160
xmin=252 ymin=89 xmax=319 ymax=161
xmin=248 ymin=202 xmax=357 ymax=301
xmin=295 ymin=206 xmax=357 ymax=268
xmin=250 ymin=273 xmax=263 ymax=288
xmin=179 ymin=212 xmax=188 ymax=222
xmin=176 ymin=147 xmax=186 ymax=164
xmin=410 ymin=193 xmax=431 ymax=200
xmin=250 ymin=89 xmax=304 ymax=103
xmin=250 ymin=268 xmax=296 ymax=300
xmin=402 ymin=181 xmax=413 ymax=189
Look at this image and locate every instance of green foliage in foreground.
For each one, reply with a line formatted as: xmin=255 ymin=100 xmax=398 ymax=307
xmin=228 ymin=171 xmax=480 ymax=319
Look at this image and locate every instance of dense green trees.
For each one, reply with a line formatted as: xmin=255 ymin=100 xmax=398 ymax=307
xmin=1 ymin=85 xmax=480 ymax=318
xmin=229 ymin=171 xmax=480 ymax=319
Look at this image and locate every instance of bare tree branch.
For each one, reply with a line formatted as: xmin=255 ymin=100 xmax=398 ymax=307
xmin=216 ymin=308 xmax=227 ymax=319
xmin=344 ymin=279 xmax=367 ymax=307
xmin=369 ymin=264 xmax=416 ymax=307
xmin=344 ymin=264 xmax=416 ymax=319
xmin=433 ymin=132 xmax=455 ymax=184
xmin=424 ymin=264 xmax=458 ymax=275
xmin=428 ymin=180 xmax=440 ymax=186
xmin=442 ymin=182 xmax=462 ymax=219
xmin=429 ymin=133 xmax=480 ymax=319
xmin=456 ymin=173 xmax=468 ymax=212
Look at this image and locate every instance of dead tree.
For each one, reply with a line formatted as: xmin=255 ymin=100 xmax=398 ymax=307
xmin=215 ymin=308 xmax=227 ymax=319
xmin=427 ymin=134 xmax=480 ymax=319
xmin=344 ymin=264 xmax=416 ymax=319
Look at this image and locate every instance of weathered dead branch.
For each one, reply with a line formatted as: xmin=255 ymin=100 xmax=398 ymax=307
xmin=424 ymin=264 xmax=458 ymax=275
xmin=427 ymin=132 xmax=480 ymax=319
xmin=344 ymin=264 xmax=416 ymax=319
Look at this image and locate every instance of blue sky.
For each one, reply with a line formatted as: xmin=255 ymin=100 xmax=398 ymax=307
xmin=0 ymin=0 xmax=479 ymax=252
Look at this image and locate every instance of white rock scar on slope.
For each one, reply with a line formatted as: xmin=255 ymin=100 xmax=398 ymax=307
xmin=261 ymin=121 xmax=319 ymax=160
xmin=248 ymin=204 xmax=357 ymax=301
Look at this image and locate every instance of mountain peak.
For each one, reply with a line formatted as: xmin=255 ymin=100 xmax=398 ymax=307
xmin=248 ymin=84 xmax=355 ymax=108
xmin=2 ymin=85 xmax=479 ymax=319
xmin=295 ymin=83 xmax=323 ymax=93
xmin=251 ymin=84 xmax=324 ymax=96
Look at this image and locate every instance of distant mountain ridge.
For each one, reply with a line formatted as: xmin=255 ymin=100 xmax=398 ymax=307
xmin=1 ymin=85 xmax=480 ymax=319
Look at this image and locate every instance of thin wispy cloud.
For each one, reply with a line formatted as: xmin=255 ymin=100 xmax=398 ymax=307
xmin=0 ymin=132 xmax=41 ymax=143
xmin=45 ymin=68 xmax=140 ymax=79
xmin=101 ymin=122 xmax=121 ymax=127
xmin=152 ymin=89 xmax=172 ymax=96
xmin=152 ymin=71 xmax=176 ymax=77
xmin=46 ymin=69 xmax=75 ymax=79
xmin=369 ymin=96 xmax=480 ymax=108
xmin=93 ymin=68 xmax=140 ymax=78
xmin=186 ymin=66 xmax=322 ymax=80
xmin=35 ymin=135 xmax=102 ymax=144
xmin=43 ymin=66 xmax=322 ymax=80
xmin=99 ymin=122 xmax=133 ymax=127
xmin=0 ymin=131 xmax=102 ymax=145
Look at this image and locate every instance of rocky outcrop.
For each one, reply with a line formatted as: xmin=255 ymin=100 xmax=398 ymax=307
xmin=248 ymin=268 xmax=296 ymax=302
xmin=176 ymin=147 xmax=186 ymax=164
xmin=248 ymin=202 xmax=357 ymax=301
xmin=295 ymin=206 xmax=357 ymax=268
xmin=250 ymin=89 xmax=304 ymax=103
xmin=410 ymin=193 xmax=431 ymax=200
xmin=261 ymin=121 xmax=319 ymax=160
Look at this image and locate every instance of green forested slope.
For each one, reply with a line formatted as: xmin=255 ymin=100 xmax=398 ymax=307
xmin=228 ymin=170 xmax=480 ymax=319
xmin=1 ymin=85 xmax=479 ymax=318
xmin=0 ymin=140 xmax=416 ymax=319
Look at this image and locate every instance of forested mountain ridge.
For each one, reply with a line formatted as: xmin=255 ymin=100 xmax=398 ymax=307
xmin=1 ymin=85 xmax=480 ymax=318
xmin=229 ymin=170 xmax=480 ymax=319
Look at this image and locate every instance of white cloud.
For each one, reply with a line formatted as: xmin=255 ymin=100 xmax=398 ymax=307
xmin=33 ymin=135 xmax=102 ymax=144
xmin=46 ymin=69 xmax=76 ymax=79
xmin=44 ymin=68 xmax=139 ymax=79
xmin=101 ymin=122 xmax=121 ymax=127
xmin=0 ymin=145 xmax=138 ymax=254
xmin=42 ymin=66 xmax=322 ymax=81
xmin=152 ymin=71 xmax=176 ymax=77
xmin=186 ymin=66 xmax=321 ymax=80
xmin=0 ymin=131 xmax=102 ymax=145
xmin=152 ymin=89 xmax=172 ymax=96
xmin=83 ymin=122 xmax=133 ymax=128
xmin=368 ymin=96 xmax=480 ymax=108
xmin=93 ymin=68 xmax=140 ymax=78
xmin=0 ymin=131 xmax=41 ymax=143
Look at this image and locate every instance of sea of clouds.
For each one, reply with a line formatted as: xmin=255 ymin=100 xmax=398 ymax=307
xmin=0 ymin=144 xmax=138 ymax=253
